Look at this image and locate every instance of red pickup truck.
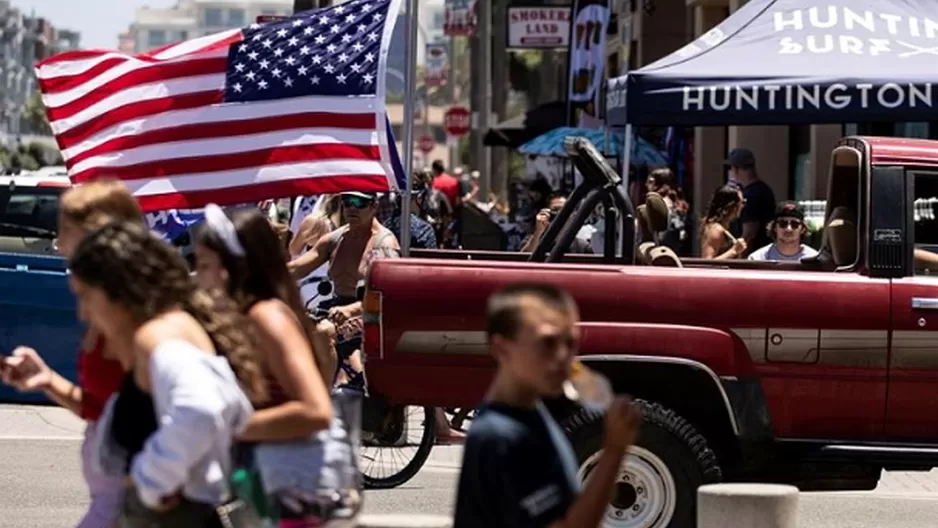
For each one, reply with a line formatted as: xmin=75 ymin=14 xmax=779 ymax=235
xmin=363 ymin=136 xmax=938 ymax=528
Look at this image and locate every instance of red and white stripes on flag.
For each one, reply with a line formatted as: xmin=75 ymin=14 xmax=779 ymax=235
xmin=35 ymin=27 xmax=396 ymax=212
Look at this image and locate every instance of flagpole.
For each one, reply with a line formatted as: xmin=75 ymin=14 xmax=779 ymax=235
xmin=399 ymin=0 xmax=418 ymax=257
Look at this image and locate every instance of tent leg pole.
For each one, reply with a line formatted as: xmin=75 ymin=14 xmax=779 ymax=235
xmin=618 ymin=124 xmax=633 ymax=258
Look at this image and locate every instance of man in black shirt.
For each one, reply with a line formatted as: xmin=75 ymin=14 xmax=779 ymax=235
xmin=726 ymin=147 xmax=776 ymax=255
xmin=454 ymin=283 xmax=641 ymax=528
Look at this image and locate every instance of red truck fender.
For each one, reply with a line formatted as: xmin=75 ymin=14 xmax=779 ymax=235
xmin=574 ymin=322 xmax=775 ymax=456
xmin=577 ymin=322 xmax=758 ymax=379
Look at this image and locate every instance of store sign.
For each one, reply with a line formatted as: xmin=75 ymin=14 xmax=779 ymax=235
xmin=773 ymin=7 xmax=938 ymax=57
xmin=682 ymin=82 xmax=934 ymax=112
xmin=424 ymin=43 xmax=449 ymax=87
xmin=507 ymin=6 xmax=570 ymax=49
xmin=444 ymin=0 xmax=477 ymax=37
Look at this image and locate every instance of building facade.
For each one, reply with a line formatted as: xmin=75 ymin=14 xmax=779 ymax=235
xmin=0 ymin=0 xmax=81 ymax=138
xmin=621 ymin=0 xmax=931 ymax=214
xmin=125 ymin=0 xmax=294 ymax=54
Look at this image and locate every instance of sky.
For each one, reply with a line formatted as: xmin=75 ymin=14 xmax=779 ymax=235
xmin=11 ymin=0 xmax=175 ymax=50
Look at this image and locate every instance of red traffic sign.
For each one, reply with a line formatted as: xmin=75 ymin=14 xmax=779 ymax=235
xmin=444 ymin=106 xmax=471 ymax=137
xmin=418 ymin=135 xmax=435 ymax=154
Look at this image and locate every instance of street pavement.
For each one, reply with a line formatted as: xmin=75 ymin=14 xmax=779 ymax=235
xmin=2 ymin=404 xmax=938 ymax=527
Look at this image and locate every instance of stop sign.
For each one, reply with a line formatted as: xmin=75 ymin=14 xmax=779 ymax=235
xmin=418 ymin=135 xmax=435 ymax=153
xmin=444 ymin=106 xmax=471 ymax=137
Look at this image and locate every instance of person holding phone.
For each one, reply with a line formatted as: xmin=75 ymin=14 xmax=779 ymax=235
xmin=519 ymin=193 xmax=592 ymax=254
xmin=454 ymin=283 xmax=641 ymax=528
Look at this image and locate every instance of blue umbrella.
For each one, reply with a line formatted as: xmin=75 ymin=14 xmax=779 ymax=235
xmin=518 ymin=127 xmax=668 ymax=167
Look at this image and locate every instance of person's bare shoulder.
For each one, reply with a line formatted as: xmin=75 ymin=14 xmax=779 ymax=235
xmin=132 ymin=312 xmax=207 ymax=357
xmin=247 ymin=299 xmax=298 ymax=337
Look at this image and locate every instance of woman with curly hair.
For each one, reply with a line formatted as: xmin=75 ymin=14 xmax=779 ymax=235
xmin=68 ymin=221 xmax=266 ymax=527
xmin=700 ymin=184 xmax=747 ymax=260
xmin=1 ymin=180 xmax=143 ymax=528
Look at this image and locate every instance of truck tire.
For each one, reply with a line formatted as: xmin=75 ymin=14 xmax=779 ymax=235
xmin=562 ymin=400 xmax=722 ymax=528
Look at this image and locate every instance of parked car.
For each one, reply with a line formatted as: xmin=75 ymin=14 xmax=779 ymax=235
xmin=0 ymin=174 xmax=82 ymax=403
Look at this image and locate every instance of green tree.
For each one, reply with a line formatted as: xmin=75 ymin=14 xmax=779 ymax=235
xmin=23 ymin=92 xmax=51 ymax=136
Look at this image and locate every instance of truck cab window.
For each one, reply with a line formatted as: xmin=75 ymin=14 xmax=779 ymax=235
xmin=913 ymin=171 xmax=938 ymax=275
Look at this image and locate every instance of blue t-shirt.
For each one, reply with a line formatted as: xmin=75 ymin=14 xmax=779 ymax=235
xmin=454 ymin=402 xmax=580 ymax=528
xmin=748 ymin=243 xmax=818 ymax=262
xmin=383 ymin=213 xmax=438 ymax=249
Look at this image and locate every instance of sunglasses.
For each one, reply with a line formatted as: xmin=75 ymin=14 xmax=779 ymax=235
xmin=776 ymin=219 xmax=802 ymax=229
xmin=341 ymin=195 xmax=374 ymax=209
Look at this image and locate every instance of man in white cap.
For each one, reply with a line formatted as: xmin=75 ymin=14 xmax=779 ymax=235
xmin=288 ymin=191 xmax=400 ymax=392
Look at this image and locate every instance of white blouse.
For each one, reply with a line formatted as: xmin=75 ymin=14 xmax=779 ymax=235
xmin=95 ymin=340 xmax=253 ymax=509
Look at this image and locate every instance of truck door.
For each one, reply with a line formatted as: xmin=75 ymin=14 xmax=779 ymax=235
xmin=886 ymin=170 xmax=938 ymax=439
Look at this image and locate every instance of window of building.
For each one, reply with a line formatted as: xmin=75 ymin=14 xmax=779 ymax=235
xmin=177 ymin=30 xmax=189 ymax=42
xmin=203 ymin=7 xmax=224 ymax=27
xmin=147 ymin=30 xmax=167 ymax=48
xmin=913 ymin=171 xmax=938 ymax=275
xmin=431 ymin=12 xmax=444 ymax=30
xmin=229 ymin=9 xmax=246 ymax=27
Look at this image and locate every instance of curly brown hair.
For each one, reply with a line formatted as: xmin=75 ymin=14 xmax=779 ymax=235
xmin=69 ymin=221 xmax=267 ymax=404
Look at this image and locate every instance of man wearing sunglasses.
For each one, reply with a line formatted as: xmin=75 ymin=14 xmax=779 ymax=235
xmin=748 ymin=201 xmax=818 ymax=262
xmin=288 ymin=191 xmax=400 ymax=391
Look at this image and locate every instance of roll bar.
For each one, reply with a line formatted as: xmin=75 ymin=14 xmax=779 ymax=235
xmin=530 ymin=137 xmax=636 ymax=264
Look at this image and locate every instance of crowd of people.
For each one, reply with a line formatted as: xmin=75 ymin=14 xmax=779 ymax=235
xmin=0 ymin=147 xmax=844 ymax=528
xmin=1 ymin=181 xmax=370 ymax=527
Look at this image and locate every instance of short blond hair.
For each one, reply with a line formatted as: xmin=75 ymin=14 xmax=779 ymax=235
xmin=59 ymin=180 xmax=144 ymax=230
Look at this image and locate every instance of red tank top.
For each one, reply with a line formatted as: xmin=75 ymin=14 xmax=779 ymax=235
xmin=78 ymin=335 xmax=125 ymax=421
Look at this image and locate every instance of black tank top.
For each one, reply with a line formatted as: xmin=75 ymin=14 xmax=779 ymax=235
xmin=111 ymin=372 xmax=158 ymax=470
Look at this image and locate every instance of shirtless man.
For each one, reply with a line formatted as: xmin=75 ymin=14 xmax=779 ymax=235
xmin=289 ymin=190 xmax=467 ymax=443
xmin=289 ymin=191 xmax=398 ymax=390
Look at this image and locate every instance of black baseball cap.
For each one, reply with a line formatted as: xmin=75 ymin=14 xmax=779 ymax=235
xmin=725 ymin=147 xmax=756 ymax=168
xmin=774 ymin=200 xmax=805 ymax=222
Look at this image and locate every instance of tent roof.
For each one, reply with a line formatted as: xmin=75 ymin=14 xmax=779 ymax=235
xmin=606 ymin=0 xmax=938 ymax=127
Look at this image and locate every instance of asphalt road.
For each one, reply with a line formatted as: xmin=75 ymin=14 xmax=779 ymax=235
xmin=2 ymin=405 xmax=938 ymax=528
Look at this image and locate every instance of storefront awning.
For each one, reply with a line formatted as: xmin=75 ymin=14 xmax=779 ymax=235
xmin=606 ymin=0 xmax=938 ymax=127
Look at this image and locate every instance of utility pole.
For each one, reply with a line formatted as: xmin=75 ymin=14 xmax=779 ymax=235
xmin=471 ymin=0 xmax=492 ymax=199
xmin=490 ymin=0 xmax=507 ymax=199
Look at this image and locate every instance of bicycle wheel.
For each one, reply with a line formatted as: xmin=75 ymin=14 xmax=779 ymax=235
xmin=361 ymin=405 xmax=437 ymax=489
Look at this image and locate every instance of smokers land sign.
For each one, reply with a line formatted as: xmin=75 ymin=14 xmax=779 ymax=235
xmin=679 ymin=6 xmax=938 ymax=114
xmin=507 ymin=6 xmax=570 ymax=49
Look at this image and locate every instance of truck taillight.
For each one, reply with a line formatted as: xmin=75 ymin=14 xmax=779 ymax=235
xmin=363 ymin=289 xmax=382 ymax=318
xmin=363 ymin=289 xmax=383 ymax=359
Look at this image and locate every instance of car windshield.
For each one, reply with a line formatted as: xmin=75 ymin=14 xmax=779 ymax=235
xmin=0 ymin=186 xmax=61 ymax=240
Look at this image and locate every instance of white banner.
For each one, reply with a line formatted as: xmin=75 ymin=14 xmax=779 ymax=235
xmin=424 ymin=43 xmax=449 ymax=87
xmin=507 ymin=6 xmax=570 ymax=49
xmin=444 ymin=0 xmax=477 ymax=37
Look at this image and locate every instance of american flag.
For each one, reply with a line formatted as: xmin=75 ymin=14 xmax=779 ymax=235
xmin=35 ymin=0 xmax=403 ymax=212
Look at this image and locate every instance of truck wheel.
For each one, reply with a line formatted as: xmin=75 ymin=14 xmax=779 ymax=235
xmin=563 ymin=400 xmax=722 ymax=528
